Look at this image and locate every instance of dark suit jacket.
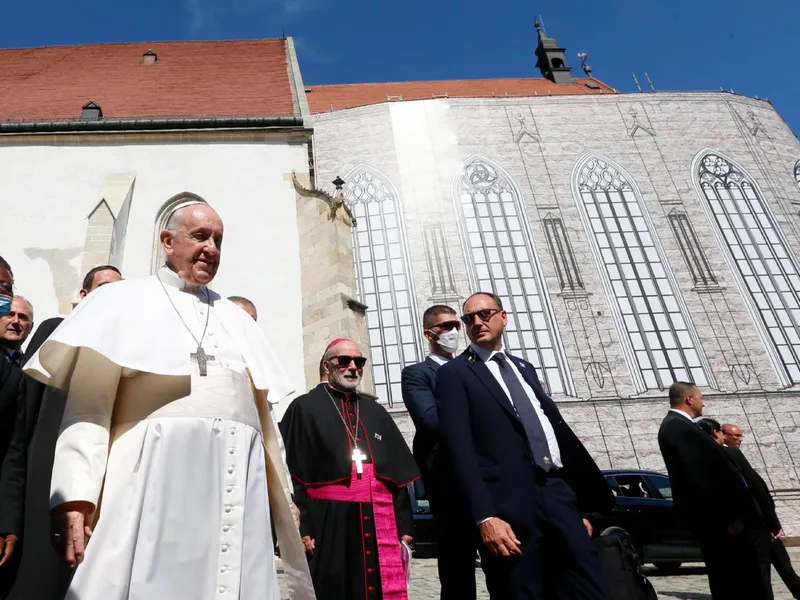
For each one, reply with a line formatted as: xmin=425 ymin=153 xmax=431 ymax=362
xmin=658 ymin=411 xmax=759 ymax=534
xmin=21 ymin=317 xmax=63 ymax=441
xmin=724 ymin=445 xmax=780 ymax=533
xmin=435 ymin=349 xmax=613 ymax=536
xmin=0 ymin=353 xmax=27 ymax=537
xmin=401 ymin=357 xmax=441 ymax=477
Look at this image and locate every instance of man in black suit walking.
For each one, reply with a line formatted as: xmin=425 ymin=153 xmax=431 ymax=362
xmin=436 ymin=292 xmax=612 ymax=600
xmin=0 ymin=257 xmax=27 ymax=599
xmin=658 ymin=383 xmax=772 ymax=600
xmin=402 ymin=304 xmax=477 ymax=600
xmin=700 ymin=419 xmax=800 ymax=599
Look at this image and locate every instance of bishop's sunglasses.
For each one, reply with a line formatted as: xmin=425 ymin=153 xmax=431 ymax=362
xmin=461 ymin=309 xmax=502 ymax=325
xmin=329 ymin=355 xmax=368 ymax=369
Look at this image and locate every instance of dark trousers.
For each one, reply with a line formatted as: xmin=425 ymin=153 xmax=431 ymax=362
xmin=699 ymin=526 xmax=773 ymax=600
xmin=479 ymin=477 xmax=609 ymax=600
xmin=772 ymin=538 xmax=800 ymax=599
xmin=426 ymin=478 xmax=478 ymax=600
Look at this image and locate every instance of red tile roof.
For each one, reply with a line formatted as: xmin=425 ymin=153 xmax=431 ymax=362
xmin=306 ymin=77 xmax=616 ymax=113
xmin=0 ymin=40 xmax=297 ymax=122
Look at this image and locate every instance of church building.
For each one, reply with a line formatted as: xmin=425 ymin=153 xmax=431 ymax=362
xmin=3 ymin=25 xmax=800 ymax=531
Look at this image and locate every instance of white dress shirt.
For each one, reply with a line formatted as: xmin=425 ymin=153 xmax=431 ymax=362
xmin=668 ymin=408 xmax=696 ymax=422
xmin=470 ymin=343 xmax=562 ymax=469
xmin=427 ymin=353 xmax=449 ymax=366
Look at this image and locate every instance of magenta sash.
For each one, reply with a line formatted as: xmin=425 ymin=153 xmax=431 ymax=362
xmin=305 ymin=464 xmax=408 ymax=600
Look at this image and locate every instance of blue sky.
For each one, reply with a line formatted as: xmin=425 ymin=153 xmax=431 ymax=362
xmin=2 ymin=0 xmax=798 ymax=135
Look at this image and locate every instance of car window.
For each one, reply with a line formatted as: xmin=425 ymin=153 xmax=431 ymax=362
xmin=611 ymin=474 xmax=653 ymax=499
xmin=644 ymin=474 xmax=673 ymax=500
xmin=605 ymin=475 xmax=621 ymax=497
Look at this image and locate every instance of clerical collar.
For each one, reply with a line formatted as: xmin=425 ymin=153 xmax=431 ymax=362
xmin=469 ymin=342 xmax=506 ymax=363
xmin=324 ymin=383 xmax=356 ymax=400
xmin=158 ymin=265 xmax=206 ymax=294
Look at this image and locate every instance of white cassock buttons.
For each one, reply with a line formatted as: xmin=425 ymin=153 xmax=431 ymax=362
xmin=221 ymin=545 xmax=229 ymax=553
xmin=229 ymin=448 xmax=235 ymax=455
xmin=223 ymin=525 xmax=230 ymax=532
xmin=218 ymin=586 xmax=225 ymax=594
xmin=225 ymin=506 xmax=232 ymax=513
xmin=228 ymin=467 xmax=234 ymax=474
xmin=226 ymin=486 xmax=233 ymax=493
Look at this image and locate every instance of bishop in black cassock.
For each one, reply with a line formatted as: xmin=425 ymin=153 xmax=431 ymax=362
xmin=280 ymin=339 xmax=419 ymax=600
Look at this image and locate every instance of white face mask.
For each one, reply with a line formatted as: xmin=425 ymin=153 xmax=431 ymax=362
xmin=433 ymin=328 xmax=461 ymax=354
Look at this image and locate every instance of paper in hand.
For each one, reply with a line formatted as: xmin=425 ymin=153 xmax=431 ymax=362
xmin=400 ymin=541 xmax=413 ymax=586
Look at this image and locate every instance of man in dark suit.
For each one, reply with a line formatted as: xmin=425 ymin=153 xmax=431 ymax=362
xmin=704 ymin=420 xmax=800 ymax=599
xmin=402 ymin=304 xmax=477 ymax=600
xmin=436 ymin=292 xmax=612 ymax=600
xmin=658 ymin=383 xmax=772 ymax=600
xmin=0 ymin=257 xmax=27 ymax=598
xmin=8 ymin=264 xmax=121 ymax=600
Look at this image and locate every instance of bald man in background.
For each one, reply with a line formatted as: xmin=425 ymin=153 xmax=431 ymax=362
xmin=228 ymin=296 xmax=257 ymax=321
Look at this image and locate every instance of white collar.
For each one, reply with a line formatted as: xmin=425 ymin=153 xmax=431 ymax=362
xmin=427 ymin=353 xmax=449 ymax=366
xmin=668 ymin=408 xmax=696 ymax=422
xmin=157 ymin=265 xmax=206 ymax=294
xmin=469 ymin=343 xmax=505 ymax=363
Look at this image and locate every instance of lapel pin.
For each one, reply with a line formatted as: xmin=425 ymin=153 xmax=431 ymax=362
xmin=374 ymin=433 xmax=382 ymax=441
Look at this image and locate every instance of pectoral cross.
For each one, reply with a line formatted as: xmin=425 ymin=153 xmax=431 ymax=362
xmin=352 ymin=448 xmax=367 ymax=476
xmin=190 ymin=345 xmax=216 ymax=377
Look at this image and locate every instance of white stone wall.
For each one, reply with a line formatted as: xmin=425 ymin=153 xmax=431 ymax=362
xmin=311 ymin=91 xmax=800 ymax=532
xmin=0 ymin=139 xmax=309 ymax=417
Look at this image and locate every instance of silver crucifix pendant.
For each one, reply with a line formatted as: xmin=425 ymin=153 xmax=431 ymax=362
xmin=190 ymin=345 xmax=216 ymax=376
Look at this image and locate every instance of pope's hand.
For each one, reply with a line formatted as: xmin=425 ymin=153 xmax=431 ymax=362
xmin=52 ymin=501 xmax=95 ymax=568
xmin=0 ymin=534 xmax=18 ymax=568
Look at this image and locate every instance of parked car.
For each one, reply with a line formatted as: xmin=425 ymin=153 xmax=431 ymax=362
xmin=603 ymin=469 xmax=702 ymax=570
xmin=409 ymin=468 xmax=702 ymax=570
xmin=408 ymin=479 xmax=437 ymax=557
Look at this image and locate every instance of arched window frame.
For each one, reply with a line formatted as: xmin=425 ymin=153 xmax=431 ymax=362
xmin=692 ymin=149 xmax=800 ymax=387
xmin=150 ymin=192 xmax=209 ymax=274
xmin=572 ymin=152 xmax=715 ymax=394
xmin=452 ymin=155 xmax=575 ymax=397
xmin=343 ymin=164 xmax=422 ymax=407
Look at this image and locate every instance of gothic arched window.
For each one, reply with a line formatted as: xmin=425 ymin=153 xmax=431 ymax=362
xmin=454 ymin=156 xmax=573 ymax=396
xmin=151 ymin=192 xmax=209 ymax=274
xmin=697 ymin=151 xmax=800 ymax=385
xmin=794 ymin=160 xmax=800 ymax=191
xmin=344 ymin=166 xmax=421 ymax=406
xmin=574 ymin=154 xmax=710 ymax=392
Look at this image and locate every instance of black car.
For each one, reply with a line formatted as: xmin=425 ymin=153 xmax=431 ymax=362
xmin=408 ymin=479 xmax=437 ymax=557
xmin=603 ymin=469 xmax=702 ymax=570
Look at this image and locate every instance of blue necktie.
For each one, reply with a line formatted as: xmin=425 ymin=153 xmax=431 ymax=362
xmin=492 ymin=354 xmax=552 ymax=472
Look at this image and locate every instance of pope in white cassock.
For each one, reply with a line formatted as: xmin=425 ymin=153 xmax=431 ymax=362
xmin=23 ymin=201 xmax=315 ymax=600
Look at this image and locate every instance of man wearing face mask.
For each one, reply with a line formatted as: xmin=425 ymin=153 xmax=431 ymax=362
xmin=0 ymin=256 xmax=27 ymax=598
xmin=402 ymin=305 xmax=478 ymax=600
xmin=280 ymin=338 xmax=420 ymax=600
